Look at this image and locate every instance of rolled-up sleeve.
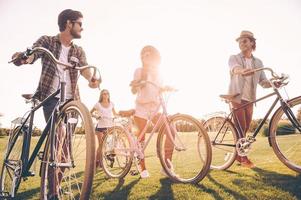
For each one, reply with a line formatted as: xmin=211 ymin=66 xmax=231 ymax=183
xmin=228 ymin=55 xmax=241 ymax=74
xmin=30 ymin=35 xmax=49 ymax=64
xmin=78 ymin=46 xmax=88 ymax=67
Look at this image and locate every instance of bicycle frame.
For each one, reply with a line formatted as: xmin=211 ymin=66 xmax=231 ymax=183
xmin=1 ymin=46 xmax=100 ymax=198
xmin=214 ymin=83 xmax=297 ymax=147
xmin=5 ymin=89 xmax=62 ymax=178
xmin=122 ymin=89 xmax=183 ymax=158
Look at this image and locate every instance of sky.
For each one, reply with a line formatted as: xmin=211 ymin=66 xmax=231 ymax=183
xmin=0 ymin=0 xmax=301 ymax=128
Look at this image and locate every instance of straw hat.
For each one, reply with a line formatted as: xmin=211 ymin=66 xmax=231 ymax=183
xmin=236 ymin=30 xmax=256 ymax=41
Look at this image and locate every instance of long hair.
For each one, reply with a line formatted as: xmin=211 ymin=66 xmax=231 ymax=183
xmin=98 ymin=89 xmax=110 ymax=103
xmin=140 ymin=45 xmax=160 ymax=80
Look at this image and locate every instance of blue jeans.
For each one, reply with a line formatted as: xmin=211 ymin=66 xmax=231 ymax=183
xmin=42 ymin=97 xmax=59 ymax=122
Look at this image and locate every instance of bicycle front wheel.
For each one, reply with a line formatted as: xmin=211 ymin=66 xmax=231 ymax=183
xmin=157 ymin=114 xmax=212 ymax=183
xmin=40 ymin=101 xmax=95 ymax=200
xmin=100 ymin=126 xmax=133 ymax=179
xmin=0 ymin=126 xmax=24 ymax=198
xmin=203 ymin=116 xmax=237 ymax=170
xmin=270 ymin=96 xmax=301 ymax=173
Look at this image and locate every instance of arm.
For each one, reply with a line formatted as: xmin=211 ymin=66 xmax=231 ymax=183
xmin=259 ymin=71 xmax=271 ymax=88
xmin=229 ymin=55 xmax=254 ymax=76
xmin=12 ymin=35 xmax=49 ymax=66
xmin=77 ymin=47 xmax=100 ymax=88
xmin=130 ymin=68 xmax=142 ymax=94
xmin=90 ymin=107 xmax=100 ymax=119
xmin=112 ymin=107 xmax=118 ymax=116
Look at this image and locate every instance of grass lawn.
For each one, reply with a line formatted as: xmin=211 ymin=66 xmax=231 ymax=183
xmin=0 ymin=135 xmax=300 ymax=200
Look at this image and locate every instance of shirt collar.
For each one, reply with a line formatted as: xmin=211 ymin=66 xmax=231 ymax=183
xmin=55 ymin=34 xmax=75 ymax=47
xmin=239 ymin=52 xmax=254 ymax=60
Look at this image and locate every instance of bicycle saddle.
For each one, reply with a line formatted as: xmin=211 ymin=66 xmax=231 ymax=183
xmin=219 ymin=93 xmax=240 ymax=102
xmin=21 ymin=94 xmax=33 ymax=100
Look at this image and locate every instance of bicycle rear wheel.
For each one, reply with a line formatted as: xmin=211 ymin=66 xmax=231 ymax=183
xmin=203 ymin=116 xmax=237 ymax=170
xmin=157 ymin=114 xmax=212 ymax=183
xmin=40 ymin=101 xmax=95 ymax=200
xmin=0 ymin=126 xmax=24 ymax=198
xmin=100 ymin=126 xmax=133 ymax=179
xmin=270 ymin=96 xmax=301 ymax=173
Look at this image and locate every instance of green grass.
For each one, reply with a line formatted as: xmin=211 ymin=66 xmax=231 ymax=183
xmin=0 ymin=135 xmax=301 ymax=200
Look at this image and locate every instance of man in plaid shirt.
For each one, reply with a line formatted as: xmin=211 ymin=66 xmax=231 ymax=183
xmin=12 ymin=9 xmax=100 ymax=121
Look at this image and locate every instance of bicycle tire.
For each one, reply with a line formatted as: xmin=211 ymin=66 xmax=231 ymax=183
xmin=0 ymin=126 xmax=24 ymax=198
xmin=40 ymin=100 xmax=95 ymax=200
xmin=100 ymin=126 xmax=133 ymax=179
xmin=269 ymin=96 xmax=301 ymax=173
xmin=203 ymin=116 xmax=237 ymax=170
xmin=157 ymin=114 xmax=212 ymax=183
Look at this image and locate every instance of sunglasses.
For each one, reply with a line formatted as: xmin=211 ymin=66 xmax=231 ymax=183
xmin=239 ymin=39 xmax=250 ymax=44
xmin=72 ymin=21 xmax=82 ymax=27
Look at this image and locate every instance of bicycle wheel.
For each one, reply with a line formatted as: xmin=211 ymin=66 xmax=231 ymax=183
xmin=100 ymin=126 xmax=133 ymax=179
xmin=157 ymin=114 xmax=212 ymax=183
xmin=0 ymin=126 xmax=24 ymax=198
xmin=203 ymin=116 xmax=238 ymax=170
xmin=269 ymin=96 xmax=301 ymax=173
xmin=40 ymin=101 xmax=95 ymax=200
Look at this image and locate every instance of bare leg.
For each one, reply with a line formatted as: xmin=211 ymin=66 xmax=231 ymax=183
xmin=133 ymin=116 xmax=147 ymax=171
xmin=95 ymin=131 xmax=103 ymax=167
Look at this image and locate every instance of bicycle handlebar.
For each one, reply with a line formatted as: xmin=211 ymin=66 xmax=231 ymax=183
xmin=247 ymin=67 xmax=289 ymax=83
xmin=132 ymin=80 xmax=177 ymax=93
xmin=9 ymin=46 xmax=101 ymax=81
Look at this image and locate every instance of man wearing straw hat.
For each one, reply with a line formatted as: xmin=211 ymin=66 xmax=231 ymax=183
xmin=227 ymin=30 xmax=272 ymax=168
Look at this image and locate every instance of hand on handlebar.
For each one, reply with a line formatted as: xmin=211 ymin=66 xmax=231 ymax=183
xmin=273 ymin=80 xmax=282 ymax=88
xmin=88 ymin=76 xmax=101 ymax=89
xmin=11 ymin=52 xmax=29 ymax=66
xmin=241 ymin=69 xmax=255 ymax=76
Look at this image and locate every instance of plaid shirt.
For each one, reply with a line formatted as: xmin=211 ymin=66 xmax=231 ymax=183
xmin=31 ymin=35 xmax=88 ymax=101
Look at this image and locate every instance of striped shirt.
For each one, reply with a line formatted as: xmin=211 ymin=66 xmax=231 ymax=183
xmin=30 ymin=34 xmax=87 ymax=101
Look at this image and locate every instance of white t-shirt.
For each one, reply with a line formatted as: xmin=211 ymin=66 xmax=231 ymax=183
xmin=241 ymin=58 xmax=255 ymax=102
xmin=50 ymin=45 xmax=73 ymax=99
xmin=94 ymin=102 xmax=114 ymax=128
xmin=133 ymin=67 xmax=163 ymax=105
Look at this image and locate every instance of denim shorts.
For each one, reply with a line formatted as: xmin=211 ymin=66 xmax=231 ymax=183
xmin=95 ymin=127 xmax=108 ymax=133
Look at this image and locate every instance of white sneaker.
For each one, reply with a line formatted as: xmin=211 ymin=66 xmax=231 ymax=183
xmin=140 ymin=170 xmax=150 ymax=179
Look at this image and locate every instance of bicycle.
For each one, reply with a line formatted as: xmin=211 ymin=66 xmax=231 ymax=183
xmin=0 ymin=47 xmax=99 ymax=199
xmin=100 ymin=81 xmax=212 ymax=183
xmin=203 ymin=67 xmax=301 ymax=172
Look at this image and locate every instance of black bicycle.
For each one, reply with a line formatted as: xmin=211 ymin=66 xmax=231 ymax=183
xmin=204 ymin=67 xmax=301 ymax=172
xmin=0 ymin=47 xmax=99 ymax=199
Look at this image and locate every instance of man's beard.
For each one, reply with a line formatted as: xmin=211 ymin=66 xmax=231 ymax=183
xmin=71 ymin=28 xmax=81 ymax=39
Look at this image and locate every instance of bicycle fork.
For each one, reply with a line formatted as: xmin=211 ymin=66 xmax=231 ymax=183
xmin=163 ymin=117 xmax=186 ymax=151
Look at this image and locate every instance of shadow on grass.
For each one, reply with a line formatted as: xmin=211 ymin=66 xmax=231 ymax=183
xmin=149 ymin=178 xmax=174 ymax=200
xmin=17 ymin=170 xmax=89 ymax=199
xmin=204 ymin=167 xmax=301 ymax=199
xmin=203 ymin=173 xmax=248 ymax=200
xmin=101 ymin=178 xmax=140 ymax=200
xmin=250 ymin=167 xmax=301 ymax=199
xmin=17 ymin=187 xmax=40 ymax=200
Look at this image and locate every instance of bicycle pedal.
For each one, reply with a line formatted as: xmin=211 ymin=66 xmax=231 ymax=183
xmin=0 ymin=191 xmax=11 ymax=198
xmin=37 ymin=151 xmax=44 ymax=160
xmin=25 ymin=170 xmax=35 ymax=177
xmin=129 ymin=170 xmax=139 ymax=176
